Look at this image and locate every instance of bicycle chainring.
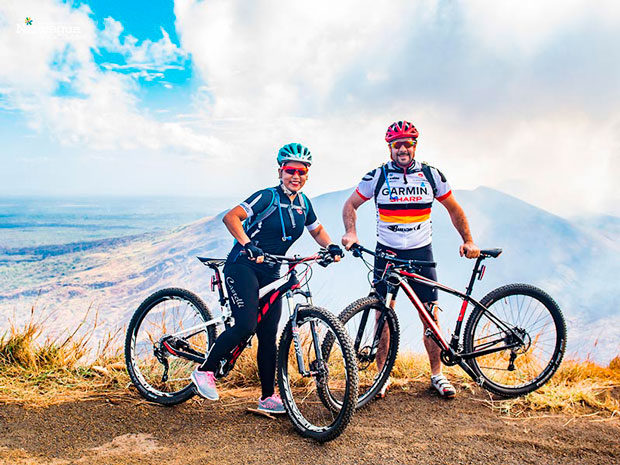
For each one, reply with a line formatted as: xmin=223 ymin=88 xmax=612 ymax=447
xmin=440 ymin=350 xmax=459 ymax=366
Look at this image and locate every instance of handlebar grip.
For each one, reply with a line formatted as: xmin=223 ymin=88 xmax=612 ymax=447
xmin=350 ymin=243 xmax=371 ymax=258
xmin=240 ymin=249 xmax=277 ymax=264
xmin=415 ymin=260 xmax=436 ymax=268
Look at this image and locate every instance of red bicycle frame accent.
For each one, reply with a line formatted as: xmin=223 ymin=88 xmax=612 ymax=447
xmin=395 ymin=268 xmax=479 ymax=352
xmin=397 ymin=271 xmax=451 ymax=350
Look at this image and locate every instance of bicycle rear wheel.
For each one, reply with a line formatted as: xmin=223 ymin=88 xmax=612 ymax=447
xmin=325 ymin=296 xmax=399 ymax=409
xmin=125 ymin=288 xmax=216 ymax=405
xmin=277 ymin=306 xmax=358 ymax=442
xmin=463 ymin=284 xmax=566 ymax=397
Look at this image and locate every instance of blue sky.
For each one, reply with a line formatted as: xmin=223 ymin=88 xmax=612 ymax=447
xmin=0 ymin=0 xmax=619 ymax=218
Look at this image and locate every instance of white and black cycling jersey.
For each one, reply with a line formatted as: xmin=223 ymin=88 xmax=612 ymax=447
xmin=356 ymin=160 xmax=452 ymax=249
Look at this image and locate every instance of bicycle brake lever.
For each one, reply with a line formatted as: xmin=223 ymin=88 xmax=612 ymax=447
xmin=262 ymin=255 xmax=278 ymax=265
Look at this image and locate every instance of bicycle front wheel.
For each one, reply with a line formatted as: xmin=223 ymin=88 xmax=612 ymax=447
xmin=463 ymin=284 xmax=567 ymax=397
xmin=326 ymin=296 xmax=399 ymax=409
xmin=277 ymin=306 xmax=358 ymax=442
xmin=125 ymin=288 xmax=217 ymax=405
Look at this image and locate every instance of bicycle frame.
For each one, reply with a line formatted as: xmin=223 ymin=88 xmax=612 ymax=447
xmin=159 ymin=253 xmax=331 ymax=379
xmin=389 ymin=266 xmax=525 ymax=358
xmin=353 ymin=245 xmax=526 ymax=384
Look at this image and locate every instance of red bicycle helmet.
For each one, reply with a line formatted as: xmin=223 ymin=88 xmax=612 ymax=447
xmin=385 ymin=120 xmax=419 ymax=142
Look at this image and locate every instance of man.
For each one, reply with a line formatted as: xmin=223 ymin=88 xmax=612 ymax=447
xmin=341 ymin=120 xmax=480 ymax=398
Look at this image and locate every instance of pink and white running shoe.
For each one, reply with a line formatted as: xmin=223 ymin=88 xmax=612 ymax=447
xmin=257 ymin=394 xmax=286 ymax=414
xmin=191 ymin=368 xmax=219 ymax=400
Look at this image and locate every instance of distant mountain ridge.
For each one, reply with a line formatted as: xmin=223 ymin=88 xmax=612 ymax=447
xmin=0 ymin=187 xmax=618 ymax=363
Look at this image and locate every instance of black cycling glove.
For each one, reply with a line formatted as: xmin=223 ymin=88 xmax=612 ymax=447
xmin=243 ymin=242 xmax=264 ymax=260
xmin=327 ymin=243 xmax=344 ymax=259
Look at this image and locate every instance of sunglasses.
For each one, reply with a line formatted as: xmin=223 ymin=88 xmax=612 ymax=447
xmin=282 ymin=166 xmax=308 ymax=176
xmin=390 ymin=140 xmax=417 ymax=149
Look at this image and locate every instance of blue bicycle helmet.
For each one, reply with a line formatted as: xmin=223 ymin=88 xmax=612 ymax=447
xmin=277 ymin=143 xmax=312 ymax=166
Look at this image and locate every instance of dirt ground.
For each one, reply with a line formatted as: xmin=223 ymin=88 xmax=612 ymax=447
xmin=1 ymin=383 xmax=618 ymax=465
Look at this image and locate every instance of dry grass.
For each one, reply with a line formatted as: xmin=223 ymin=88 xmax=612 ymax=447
xmin=0 ymin=306 xmax=127 ymax=407
xmin=487 ymin=358 xmax=620 ymax=418
xmin=1 ymin=311 xmax=618 ymax=418
xmin=391 ymin=351 xmax=620 ymax=418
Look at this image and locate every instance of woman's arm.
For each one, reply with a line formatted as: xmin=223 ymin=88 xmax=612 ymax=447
xmin=309 ymin=226 xmax=342 ymax=261
xmin=222 ymin=206 xmax=251 ymax=245
xmin=309 ymin=224 xmax=333 ymax=248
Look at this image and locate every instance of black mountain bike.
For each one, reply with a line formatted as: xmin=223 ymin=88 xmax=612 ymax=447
xmin=124 ymin=249 xmax=358 ymax=442
xmin=330 ymin=243 xmax=566 ymax=408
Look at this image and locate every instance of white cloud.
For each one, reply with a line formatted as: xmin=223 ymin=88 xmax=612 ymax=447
xmin=170 ymin=0 xmax=620 ymax=216
xmin=174 ymin=0 xmax=436 ymax=118
xmin=1 ymin=0 xmax=619 ymax=217
xmin=462 ymin=0 xmax=620 ymax=57
xmin=0 ymin=0 xmax=212 ymax=155
xmin=97 ymin=16 xmax=187 ymax=74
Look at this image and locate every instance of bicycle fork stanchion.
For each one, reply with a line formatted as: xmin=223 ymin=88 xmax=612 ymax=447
xmin=354 ymin=307 xmax=371 ymax=353
xmin=309 ymin=320 xmax=326 ymax=377
xmin=370 ymin=312 xmax=387 ymax=360
xmin=287 ymin=293 xmax=311 ymax=377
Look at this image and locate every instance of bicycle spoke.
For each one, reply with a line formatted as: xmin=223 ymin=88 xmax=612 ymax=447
xmin=128 ymin=292 xmax=213 ymax=399
xmin=279 ymin=306 xmax=358 ymax=441
xmin=466 ymin=286 xmax=564 ymax=395
xmin=283 ymin=316 xmax=347 ymax=428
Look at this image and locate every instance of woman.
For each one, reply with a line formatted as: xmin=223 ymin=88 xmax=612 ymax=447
xmin=191 ymin=143 xmax=344 ymax=414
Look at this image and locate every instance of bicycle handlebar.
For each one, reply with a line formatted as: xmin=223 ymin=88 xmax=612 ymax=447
xmin=350 ymin=243 xmax=437 ymax=268
xmin=241 ymin=248 xmax=337 ymax=267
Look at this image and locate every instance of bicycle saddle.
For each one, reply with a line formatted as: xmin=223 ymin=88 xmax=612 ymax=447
xmin=197 ymin=256 xmax=226 ymax=266
xmin=480 ymin=248 xmax=502 ymax=258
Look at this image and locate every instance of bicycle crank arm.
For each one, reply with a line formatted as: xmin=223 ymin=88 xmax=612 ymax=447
xmin=161 ymin=341 xmax=206 ymax=364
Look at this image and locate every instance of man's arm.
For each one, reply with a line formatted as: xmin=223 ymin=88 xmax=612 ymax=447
xmin=341 ymin=191 xmax=368 ymax=249
xmin=438 ymin=194 xmax=480 ymax=258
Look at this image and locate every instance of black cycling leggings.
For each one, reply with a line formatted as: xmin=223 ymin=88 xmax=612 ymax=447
xmin=200 ymin=260 xmax=282 ymax=399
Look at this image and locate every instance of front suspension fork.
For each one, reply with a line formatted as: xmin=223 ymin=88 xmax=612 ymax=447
xmin=286 ymin=293 xmax=323 ymax=378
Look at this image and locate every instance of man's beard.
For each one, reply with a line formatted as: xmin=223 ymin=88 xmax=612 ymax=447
xmin=394 ymin=154 xmax=413 ymax=167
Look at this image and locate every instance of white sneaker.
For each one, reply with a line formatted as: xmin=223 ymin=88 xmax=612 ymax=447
xmin=191 ymin=368 xmax=219 ymax=400
xmin=430 ymin=374 xmax=456 ymax=398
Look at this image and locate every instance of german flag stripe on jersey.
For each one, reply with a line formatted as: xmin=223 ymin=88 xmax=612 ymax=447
xmin=378 ymin=207 xmax=431 ymax=224
xmin=377 ymin=202 xmax=432 ymax=211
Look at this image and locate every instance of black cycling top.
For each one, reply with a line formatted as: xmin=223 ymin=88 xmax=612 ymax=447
xmin=227 ymin=185 xmax=320 ymax=263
